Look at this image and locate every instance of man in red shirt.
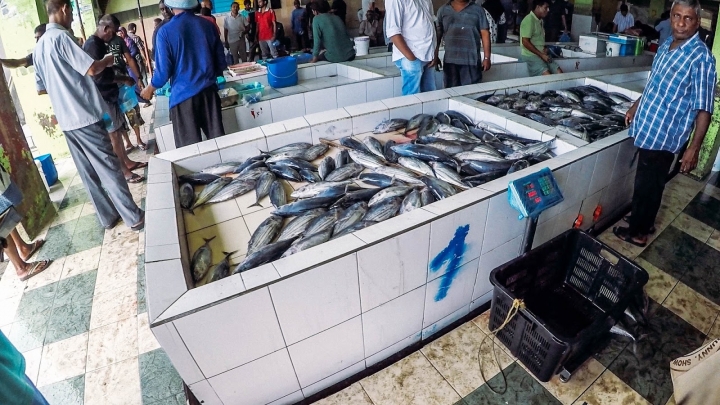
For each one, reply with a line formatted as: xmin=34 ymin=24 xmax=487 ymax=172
xmin=256 ymin=0 xmax=278 ymax=59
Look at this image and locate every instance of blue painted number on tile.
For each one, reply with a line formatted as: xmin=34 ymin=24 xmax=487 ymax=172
xmin=429 ymin=225 xmax=469 ymax=302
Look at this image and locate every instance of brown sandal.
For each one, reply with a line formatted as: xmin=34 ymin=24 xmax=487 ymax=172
xmin=19 ymin=260 xmax=52 ymax=282
xmin=20 ymin=239 xmax=45 ymax=262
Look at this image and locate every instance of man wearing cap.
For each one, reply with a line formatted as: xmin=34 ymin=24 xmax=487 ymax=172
xmin=140 ymin=0 xmax=227 ymax=148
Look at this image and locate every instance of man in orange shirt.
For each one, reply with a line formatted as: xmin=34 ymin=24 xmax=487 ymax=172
xmin=256 ymin=0 xmax=278 ymax=59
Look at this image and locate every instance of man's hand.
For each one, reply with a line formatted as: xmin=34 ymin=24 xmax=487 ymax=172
xmin=482 ymin=58 xmax=491 ymax=71
xmin=680 ymin=146 xmax=701 ymax=173
xmin=140 ymin=86 xmax=155 ymax=101
xmin=102 ymin=54 xmax=115 ymax=68
xmin=429 ymin=56 xmax=441 ymax=69
xmin=541 ymin=54 xmax=551 ymax=63
xmin=310 ymin=56 xmax=318 ymax=63
xmin=625 ymin=101 xmax=639 ymax=126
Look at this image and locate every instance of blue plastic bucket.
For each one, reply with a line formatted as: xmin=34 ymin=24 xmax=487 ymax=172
xmin=34 ymin=154 xmax=58 ymax=186
xmin=266 ymin=56 xmax=298 ymax=88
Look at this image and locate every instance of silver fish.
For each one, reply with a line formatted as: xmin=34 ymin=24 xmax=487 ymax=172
xmin=325 ymin=163 xmax=365 ymax=182
xmin=472 ymin=144 xmax=503 ymax=157
xmin=298 ymin=168 xmax=321 ymax=183
xmin=383 ymin=140 xmax=399 ymax=163
xmin=178 ymin=172 xmax=220 ymax=185
xmin=373 ymin=166 xmax=424 ymax=185
xmin=266 ymin=150 xmax=310 ymax=163
xmin=207 ymin=178 xmax=256 ymax=204
xmin=431 ymin=162 xmax=469 ymax=190
xmin=335 ymin=149 xmax=349 ymax=167
xmin=318 ymin=157 xmax=335 ymax=180
xmin=436 ymin=123 xmax=469 ymax=135
xmin=248 ymin=172 xmax=276 ymax=208
xmin=556 ymin=89 xmax=581 ymax=103
xmin=265 ymin=142 xmax=312 ymax=155
xmin=557 ymin=125 xmax=590 ymax=142
xmin=507 ymin=160 xmax=530 ymax=174
xmin=373 ymin=118 xmax=408 ymax=134
xmin=233 ymin=239 xmax=296 ymax=274
xmin=362 ymin=136 xmax=385 ymax=158
xmin=191 ymin=236 xmax=216 ymax=282
xmin=304 ymin=144 xmax=329 ymax=161
xmin=609 ymin=324 xmax=636 ymax=341
xmin=607 ymin=92 xmax=632 ymax=103
xmin=454 ymin=151 xmax=507 ymax=162
xmin=269 ymin=180 xmax=287 ymax=209
xmin=368 ymin=186 xmax=414 ymax=207
xmin=426 ymin=140 xmax=475 ymax=155
xmin=333 ymin=202 xmax=368 ymax=235
xmin=506 ymin=138 xmax=555 ymax=160
xmin=364 ymin=197 xmax=402 ymax=222
xmin=420 ymin=187 xmax=435 ymax=206
xmin=348 ymin=149 xmax=386 ymax=169
xmin=400 ymin=189 xmax=422 ymax=214
xmin=200 ymin=162 xmax=241 ymax=176
xmin=179 ymin=183 xmax=195 ymax=210
xmin=205 ymin=251 xmax=235 ymax=284
xmin=332 ymin=220 xmax=378 ymax=238
xmin=406 ymin=114 xmax=433 ymax=134
xmin=476 ymin=121 xmax=511 ymax=135
xmin=280 ymin=229 xmax=333 ymax=258
xmin=358 ymin=173 xmax=397 ymax=188
xmin=417 ymin=118 xmax=440 ymax=137
xmin=277 ymin=209 xmax=326 ymax=241
xmin=445 ymin=110 xmax=474 ymax=127
xmin=305 ymin=207 xmax=344 ymax=235
xmin=190 ymin=177 xmax=232 ymax=211
xmin=291 ymin=181 xmax=352 ymax=199
xmin=273 ymin=196 xmax=337 ymax=217
xmin=235 ymin=167 xmax=269 ymax=182
xmin=247 ymin=215 xmax=284 ymax=254
xmin=420 ymin=176 xmax=458 ymax=200
xmin=398 ymin=157 xmax=435 ymax=177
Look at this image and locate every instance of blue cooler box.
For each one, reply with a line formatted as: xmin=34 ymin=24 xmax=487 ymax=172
xmin=609 ymin=35 xmax=637 ymax=56
xmin=34 ymin=154 xmax=58 ymax=186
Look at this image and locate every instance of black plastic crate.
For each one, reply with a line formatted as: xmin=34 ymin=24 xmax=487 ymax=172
xmin=488 ymin=229 xmax=648 ymax=382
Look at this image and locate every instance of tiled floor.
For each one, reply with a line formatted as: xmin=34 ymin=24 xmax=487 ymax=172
xmin=0 ymin=108 xmax=187 ymax=405
xmin=314 ymin=172 xmax=720 ymax=405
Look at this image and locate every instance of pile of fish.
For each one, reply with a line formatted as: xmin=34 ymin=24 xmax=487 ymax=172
xmin=478 ymin=85 xmax=633 ymax=142
xmin=182 ymin=110 xmax=557 ymax=287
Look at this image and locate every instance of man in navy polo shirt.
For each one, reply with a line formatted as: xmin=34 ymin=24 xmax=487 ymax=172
xmin=140 ymin=0 xmax=227 ymax=148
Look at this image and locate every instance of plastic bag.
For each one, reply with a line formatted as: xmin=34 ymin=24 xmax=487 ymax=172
xmin=118 ymin=84 xmax=139 ymax=113
xmin=559 ymin=32 xmax=572 ymax=42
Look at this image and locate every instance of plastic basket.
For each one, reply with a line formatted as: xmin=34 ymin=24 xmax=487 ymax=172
xmin=488 ymin=229 xmax=648 ymax=382
xmin=231 ymin=82 xmax=265 ymax=104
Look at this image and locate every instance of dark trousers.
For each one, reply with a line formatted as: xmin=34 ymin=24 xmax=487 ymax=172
xmin=443 ymin=63 xmax=483 ymax=88
xmin=170 ymin=85 xmax=225 ymax=149
xmin=294 ymin=32 xmax=305 ymax=50
xmin=628 ymin=148 xmax=676 ymax=236
xmin=545 ymin=26 xmax=560 ymax=42
xmin=497 ymin=23 xmax=508 ymax=43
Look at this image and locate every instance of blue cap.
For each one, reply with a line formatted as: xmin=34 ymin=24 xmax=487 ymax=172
xmin=164 ymin=0 xmax=199 ymax=10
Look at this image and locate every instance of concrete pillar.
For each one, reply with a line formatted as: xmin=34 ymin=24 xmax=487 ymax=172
xmin=647 ymin=0 xmax=666 ymax=24
xmin=571 ymin=0 xmax=594 ymax=39
xmin=689 ymin=28 xmax=720 ymax=179
xmin=0 ymin=70 xmax=54 ymax=238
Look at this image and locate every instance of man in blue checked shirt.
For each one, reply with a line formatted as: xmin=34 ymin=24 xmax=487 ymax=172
xmin=614 ymin=0 xmax=716 ymax=247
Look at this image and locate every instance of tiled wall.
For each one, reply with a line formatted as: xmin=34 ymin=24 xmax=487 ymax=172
xmin=145 ymin=68 xmax=648 ymax=405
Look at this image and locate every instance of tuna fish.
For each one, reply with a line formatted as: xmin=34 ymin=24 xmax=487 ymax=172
xmin=179 ymin=183 xmax=195 ymax=210
xmin=277 ymin=209 xmax=326 ymax=241
xmin=348 ymin=149 xmax=386 ymax=169
xmin=358 ymin=173 xmax=397 ymax=188
xmin=304 ymin=144 xmax=329 ymax=161
xmin=206 ymin=178 xmax=256 ymax=204
xmin=200 ymin=161 xmax=241 ymax=176
xmin=325 ymin=163 xmax=365 ymax=182
xmin=189 ymin=177 xmax=232 ymax=211
xmin=191 ymin=236 xmax=216 ymax=283
xmin=362 ymin=136 xmax=385 ymax=158
xmin=247 ymin=215 xmax=284 ymax=254
xmin=333 ymin=202 xmax=368 ymax=235
xmin=233 ymin=239 xmax=296 ymax=274
xmin=269 ymin=180 xmax=287 ymax=208
xmin=368 ymin=186 xmax=414 ymax=207
xmin=318 ymin=157 xmax=335 ymax=180
xmin=204 ymin=251 xmax=235 ymax=284
xmin=420 ymin=176 xmax=458 ymax=200
xmin=398 ymin=157 xmax=435 ymax=178
xmin=373 ymin=118 xmax=408 ymax=134
xmin=383 ymin=140 xmax=399 ymax=163
xmin=400 ymin=189 xmax=422 ymax=214
xmin=305 ymin=207 xmax=344 ymax=235
xmin=178 ymin=173 xmax=220 ymax=185
xmin=273 ymin=196 xmax=338 ymax=217
xmin=291 ymin=181 xmax=352 ymax=199
xmin=364 ymin=197 xmax=402 ymax=221
xmin=430 ymin=162 xmax=470 ymax=190
xmin=248 ymin=171 xmax=276 ymax=208
xmin=280 ymin=229 xmax=333 ymax=258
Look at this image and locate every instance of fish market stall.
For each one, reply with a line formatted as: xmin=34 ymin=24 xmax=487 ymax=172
xmin=149 ymin=53 xmax=653 ymax=153
xmin=144 ymin=67 xmax=644 ymax=405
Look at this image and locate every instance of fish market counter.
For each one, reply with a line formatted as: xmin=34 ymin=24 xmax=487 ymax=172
xmin=150 ymin=52 xmax=652 ymax=153
xmin=144 ymin=67 xmax=646 ymax=405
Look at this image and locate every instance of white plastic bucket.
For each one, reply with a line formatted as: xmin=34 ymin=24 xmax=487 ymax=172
xmin=354 ymin=36 xmax=370 ymax=56
xmin=606 ymin=42 xmax=621 ymax=57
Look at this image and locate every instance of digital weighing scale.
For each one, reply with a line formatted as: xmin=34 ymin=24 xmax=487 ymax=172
xmin=507 ymin=168 xmax=564 ymax=254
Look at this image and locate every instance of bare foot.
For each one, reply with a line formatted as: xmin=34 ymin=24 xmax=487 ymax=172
xmin=19 ymin=239 xmax=44 ymax=262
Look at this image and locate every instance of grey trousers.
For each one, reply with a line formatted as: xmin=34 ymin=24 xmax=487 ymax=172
xmin=259 ymin=40 xmax=278 ymax=59
xmin=63 ymin=122 xmax=143 ymax=228
xmin=229 ymin=40 xmax=247 ymax=64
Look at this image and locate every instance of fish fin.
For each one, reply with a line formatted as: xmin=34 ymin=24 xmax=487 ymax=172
xmin=247 ymin=201 xmax=264 ymax=208
xmin=222 ymin=251 xmax=238 ymax=258
xmin=203 ymin=236 xmax=217 ymax=244
xmin=319 ymin=138 xmax=342 ymax=148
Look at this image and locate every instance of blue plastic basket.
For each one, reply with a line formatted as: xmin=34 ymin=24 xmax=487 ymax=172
xmin=34 ymin=154 xmax=58 ymax=186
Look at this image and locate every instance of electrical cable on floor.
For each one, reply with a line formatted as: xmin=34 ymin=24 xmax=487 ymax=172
xmin=477 ymin=298 xmax=525 ymax=395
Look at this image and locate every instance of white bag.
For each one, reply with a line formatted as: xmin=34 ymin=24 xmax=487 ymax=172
xmin=670 ymin=339 xmax=720 ymax=405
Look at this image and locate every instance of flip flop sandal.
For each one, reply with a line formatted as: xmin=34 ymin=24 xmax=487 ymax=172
xmin=613 ymin=226 xmax=647 ymax=248
xmin=138 ymin=144 xmax=148 ymax=151
xmin=19 ymin=260 xmax=52 ymax=282
xmin=125 ymin=173 xmax=145 ymax=184
xmin=622 ymin=216 xmax=656 ymax=233
xmin=21 ymin=239 xmax=45 ymax=262
xmin=125 ymin=145 xmax=136 ymax=153
xmin=131 ymin=217 xmax=145 ymax=231
xmin=128 ymin=161 xmax=148 ymax=171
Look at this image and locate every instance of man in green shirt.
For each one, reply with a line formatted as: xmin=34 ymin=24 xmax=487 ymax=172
xmin=309 ymin=0 xmax=356 ymax=63
xmin=520 ymin=0 xmax=563 ymax=76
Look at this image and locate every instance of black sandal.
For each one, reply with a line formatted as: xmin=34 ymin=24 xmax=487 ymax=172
xmin=613 ymin=226 xmax=647 ymax=248
xmin=623 ymin=216 xmax=656 ymax=234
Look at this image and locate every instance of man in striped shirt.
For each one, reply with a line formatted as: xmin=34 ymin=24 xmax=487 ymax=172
xmin=615 ymin=0 xmax=716 ymax=247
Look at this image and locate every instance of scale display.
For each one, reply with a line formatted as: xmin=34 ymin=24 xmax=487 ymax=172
xmin=508 ymin=168 xmax=564 ymax=219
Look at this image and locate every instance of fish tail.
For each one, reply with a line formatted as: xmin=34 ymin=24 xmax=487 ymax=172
xmin=247 ymin=201 xmax=264 ymax=208
xmin=203 ymin=236 xmax=217 ymax=243
xmin=223 ymin=251 xmax=238 ymax=258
